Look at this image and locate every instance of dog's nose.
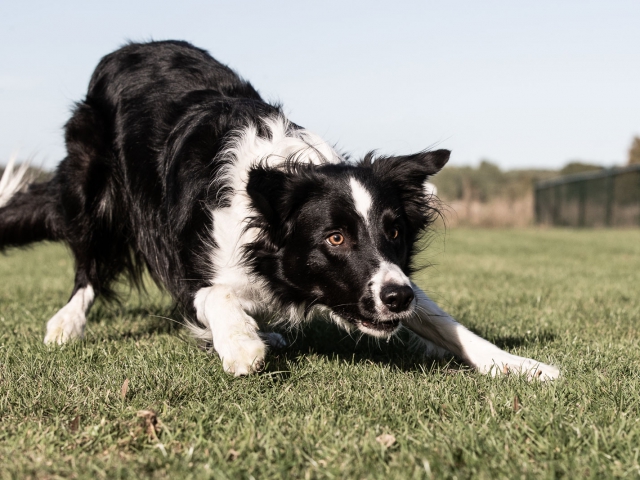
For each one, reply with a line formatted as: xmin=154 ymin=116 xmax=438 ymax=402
xmin=380 ymin=284 xmax=414 ymax=313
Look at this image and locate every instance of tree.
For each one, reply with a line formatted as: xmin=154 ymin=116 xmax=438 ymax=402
xmin=559 ymin=162 xmax=602 ymax=176
xmin=628 ymin=136 xmax=640 ymax=165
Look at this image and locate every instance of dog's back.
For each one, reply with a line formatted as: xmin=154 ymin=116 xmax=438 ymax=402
xmin=1 ymin=41 xmax=280 ymax=306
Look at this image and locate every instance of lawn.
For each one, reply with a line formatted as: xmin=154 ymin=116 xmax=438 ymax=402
xmin=1 ymin=229 xmax=639 ymax=479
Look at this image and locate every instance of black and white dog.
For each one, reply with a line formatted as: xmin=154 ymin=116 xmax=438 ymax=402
xmin=0 ymin=41 xmax=559 ymax=379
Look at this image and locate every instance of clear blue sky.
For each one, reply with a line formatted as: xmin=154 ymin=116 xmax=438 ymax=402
xmin=1 ymin=0 xmax=639 ymax=170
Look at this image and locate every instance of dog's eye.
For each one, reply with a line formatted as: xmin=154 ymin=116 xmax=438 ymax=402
xmin=390 ymin=228 xmax=399 ymax=239
xmin=326 ymin=233 xmax=345 ymax=246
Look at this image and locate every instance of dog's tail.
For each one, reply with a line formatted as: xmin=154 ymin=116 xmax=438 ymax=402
xmin=0 ymin=155 xmax=62 ymax=250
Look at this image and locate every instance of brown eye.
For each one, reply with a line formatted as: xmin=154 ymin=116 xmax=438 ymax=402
xmin=326 ymin=233 xmax=345 ymax=246
xmin=391 ymin=228 xmax=399 ymax=239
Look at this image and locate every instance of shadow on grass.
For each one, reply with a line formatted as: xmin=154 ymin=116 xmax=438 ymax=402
xmin=87 ymin=303 xmax=186 ymax=341
xmin=491 ymin=331 xmax=557 ymax=350
xmin=86 ymin=303 xmax=556 ymax=374
xmin=261 ymin=321 xmax=464 ymax=375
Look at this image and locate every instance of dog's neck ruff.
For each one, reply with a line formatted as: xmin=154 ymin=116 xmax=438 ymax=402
xmin=206 ymin=115 xmax=341 ymax=319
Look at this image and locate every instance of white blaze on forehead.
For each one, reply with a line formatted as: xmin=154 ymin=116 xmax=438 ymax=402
xmin=349 ymin=177 xmax=373 ymax=224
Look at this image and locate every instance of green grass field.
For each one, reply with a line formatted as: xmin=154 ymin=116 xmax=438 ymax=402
xmin=1 ymin=229 xmax=639 ymax=479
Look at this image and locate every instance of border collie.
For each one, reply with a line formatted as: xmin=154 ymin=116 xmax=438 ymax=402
xmin=0 ymin=41 xmax=559 ymax=379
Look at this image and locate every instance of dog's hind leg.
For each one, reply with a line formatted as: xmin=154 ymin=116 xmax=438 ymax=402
xmin=194 ymin=285 xmax=267 ymax=376
xmin=403 ymin=283 xmax=560 ymax=381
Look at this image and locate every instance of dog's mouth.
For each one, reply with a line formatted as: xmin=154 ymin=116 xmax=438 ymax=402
xmin=357 ymin=318 xmax=400 ymax=333
xmin=331 ymin=308 xmax=408 ymax=339
xmin=329 ymin=307 xmax=405 ymax=338
xmin=351 ymin=316 xmax=402 ymax=338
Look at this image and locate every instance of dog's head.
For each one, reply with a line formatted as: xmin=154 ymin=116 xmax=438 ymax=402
xmin=246 ymin=149 xmax=449 ymax=337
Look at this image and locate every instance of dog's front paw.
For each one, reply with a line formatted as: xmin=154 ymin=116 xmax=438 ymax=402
xmin=517 ymin=359 xmax=560 ymax=381
xmin=216 ymin=334 xmax=267 ymax=376
xmin=477 ymin=354 xmax=560 ymax=381
xmin=44 ymin=308 xmax=86 ymax=345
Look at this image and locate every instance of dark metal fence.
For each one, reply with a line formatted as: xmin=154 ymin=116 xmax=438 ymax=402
xmin=535 ymin=164 xmax=640 ymax=227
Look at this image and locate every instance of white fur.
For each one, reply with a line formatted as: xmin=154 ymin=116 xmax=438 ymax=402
xmin=403 ymin=284 xmax=560 ymax=381
xmin=188 ymin=116 xmax=342 ymax=372
xmin=369 ymin=260 xmax=413 ymax=316
xmin=0 ymin=155 xmax=31 ymax=208
xmin=194 ymin=285 xmax=267 ymax=376
xmin=349 ymin=177 xmax=372 ymax=224
xmin=424 ymin=181 xmax=437 ymax=197
xmin=44 ymin=285 xmax=95 ymax=345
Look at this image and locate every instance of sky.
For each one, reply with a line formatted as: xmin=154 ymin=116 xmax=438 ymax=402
xmin=1 ymin=0 xmax=639 ymax=170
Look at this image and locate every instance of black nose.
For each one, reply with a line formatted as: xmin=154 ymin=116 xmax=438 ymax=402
xmin=380 ymin=284 xmax=415 ymax=313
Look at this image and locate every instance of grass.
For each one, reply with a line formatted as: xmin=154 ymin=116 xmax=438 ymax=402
xmin=1 ymin=228 xmax=640 ymax=479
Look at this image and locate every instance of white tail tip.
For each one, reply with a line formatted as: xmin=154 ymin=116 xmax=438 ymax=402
xmin=0 ymin=154 xmax=31 ymax=208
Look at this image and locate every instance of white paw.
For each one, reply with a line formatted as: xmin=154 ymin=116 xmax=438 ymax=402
xmin=216 ymin=333 xmax=267 ymax=377
xmin=477 ymin=354 xmax=560 ymax=381
xmin=43 ymin=286 xmax=94 ymax=345
xmin=44 ymin=308 xmax=86 ymax=345
xmin=260 ymin=332 xmax=287 ymax=349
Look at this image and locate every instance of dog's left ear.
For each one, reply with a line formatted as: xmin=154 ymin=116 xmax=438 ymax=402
xmin=371 ymin=149 xmax=450 ymax=230
xmin=371 ymin=149 xmax=450 ymax=187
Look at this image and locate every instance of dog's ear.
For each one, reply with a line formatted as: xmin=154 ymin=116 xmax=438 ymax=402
xmin=246 ymin=165 xmax=289 ymax=227
xmin=247 ymin=165 xmax=317 ymax=244
xmin=371 ymin=149 xmax=450 ymax=230
xmin=371 ymin=149 xmax=450 ymax=186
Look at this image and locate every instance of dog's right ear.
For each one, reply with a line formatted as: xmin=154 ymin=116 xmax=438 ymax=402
xmin=246 ymin=165 xmax=289 ymax=227
xmin=246 ymin=165 xmax=317 ymax=244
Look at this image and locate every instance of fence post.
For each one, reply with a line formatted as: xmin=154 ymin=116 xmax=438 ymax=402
xmin=534 ymin=185 xmax=540 ymax=224
xmin=637 ymin=167 xmax=640 ymax=227
xmin=605 ymin=172 xmax=614 ymax=226
xmin=552 ymin=185 xmax=559 ymax=225
xmin=578 ymin=181 xmax=586 ymax=227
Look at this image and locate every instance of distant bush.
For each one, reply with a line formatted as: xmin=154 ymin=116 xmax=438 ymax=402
xmin=432 ymin=160 xmax=557 ymax=202
xmin=559 ymin=162 xmax=603 ymax=176
xmin=430 ymin=160 xmax=610 ymax=227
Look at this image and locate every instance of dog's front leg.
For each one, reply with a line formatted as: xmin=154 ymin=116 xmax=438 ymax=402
xmin=194 ymin=285 xmax=266 ymax=376
xmin=403 ymin=284 xmax=560 ymax=380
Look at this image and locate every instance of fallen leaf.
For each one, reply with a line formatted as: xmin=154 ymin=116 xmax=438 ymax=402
xmin=137 ymin=409 xmax=161 ymax=440
xmin=513 ymin=395 xmax=520 ymax=412
xmin=376 ymin=433 xmax=396 ymax=448
xmin=227 ymin=449 xmax=240 ymax=461
xmin=121 ymin=378 xmax=129 ymax=401
xmin=69 ymin=415 xmax=80 ymax=433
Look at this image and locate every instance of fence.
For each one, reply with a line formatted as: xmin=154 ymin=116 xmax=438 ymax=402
xmin=535 ymin=164 xmax=640 ymax=227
